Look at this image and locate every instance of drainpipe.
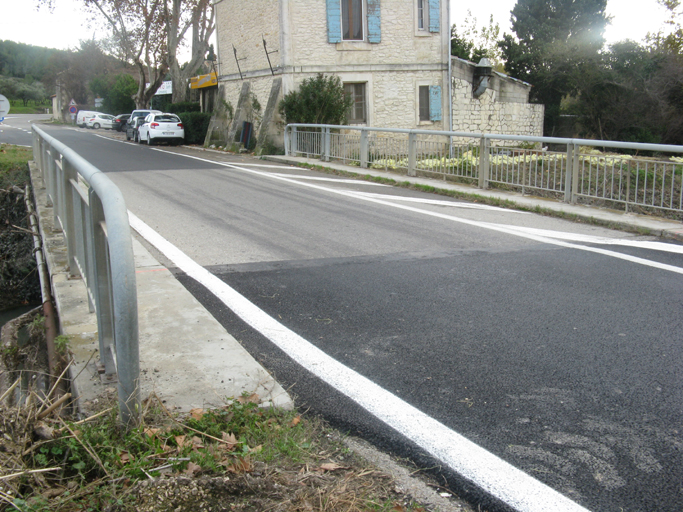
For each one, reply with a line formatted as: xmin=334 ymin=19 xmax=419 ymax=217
xmin=447 ymin=0 xmax=453 ymax=135
xmin=24 ymin=182 xmax=61 ymax=394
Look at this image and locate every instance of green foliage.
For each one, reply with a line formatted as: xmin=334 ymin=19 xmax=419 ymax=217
xmin=0 ymin=76 xmax=48 ymax=106
xmin=450 ymin=11 xmax=502 ymax=65
xmin=177 ymin=111 xmax=212 ymax=144
xmin=0 ymin=40 xmax=66 ymax=81
xmin=500 ymin=0 xmax=609 ymax=135
xmin=0 ymin=144 xmax=31 ymax=189
xmin=278 ymin=73 xmax=352 ymax=125
xmin=107 ymin=74 xmax=137 ymax=114
xmin=168 ymin=101 xmax=201 ymax=114
xmin=54 ymin=335 xmax=69 ymax=354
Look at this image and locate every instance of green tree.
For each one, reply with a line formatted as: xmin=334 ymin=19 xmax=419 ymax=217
xmin=499 ymin=0 xmax=610 ymax=135
xmin=278 ymin=74 xmax=352 ymax=125
xmin=450 ymin=11 xmax=502 ymax=66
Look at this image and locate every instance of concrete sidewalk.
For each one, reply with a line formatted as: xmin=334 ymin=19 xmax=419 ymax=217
xmin=262 ymin=154 xmax=683 ymax=242
xmin=30 ymin=163 xmax=293 ymax=416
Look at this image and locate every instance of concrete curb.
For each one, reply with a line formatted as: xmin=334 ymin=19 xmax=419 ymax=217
xmin=29 ymin=162 xmax=293 ymax=417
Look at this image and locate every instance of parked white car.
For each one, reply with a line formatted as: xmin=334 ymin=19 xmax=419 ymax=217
xmin=137 ymin=113 xmax=185 ymax=146
xmin=86 ymin=113 xmax=115 ymax=130
xmin=76 ymin=110 xmax=99 ymax=128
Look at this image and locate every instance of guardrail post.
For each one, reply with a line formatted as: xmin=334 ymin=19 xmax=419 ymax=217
xmin=564 ymin=145 xmax=573 ymax=203
xmin=61 ymin=160 xmax=79 ymax=277
xmin=323 ymin=127 xmax=331 ymax=162
xmin=87 ymin=189 xmax=117 ymax=377
xmin=408 ymin=133 xmax=417 ymax=177
xmin=284 ymin=126 xmax=291 ymax=156
xmin=291 ymin=127 xmax=298 ymax=155
xmin=360 ymin=129 xmax=369 ymax=168
xmin=478 ymin=136 xmax=490 ymax=189
xmin=571 ymin=143 xmax=580 ymax=204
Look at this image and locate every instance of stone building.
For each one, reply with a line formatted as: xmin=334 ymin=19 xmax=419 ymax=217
xmin=211 ymin=0 xmax=543 ymax=150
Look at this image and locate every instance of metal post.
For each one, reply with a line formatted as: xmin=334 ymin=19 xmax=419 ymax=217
xmin=571 ymin=143 xmax=580 ymax=204
xmin=360 ymin=129 xmax=369 ymax=168
xmin=564 ymin=145 xmax=573 ymax=203
xmin=284 ymin=126 xmax=291 ymax=156
xmin=61 ymin=160 xmax=79 ymax=277
xmin=324 ymin=127 xmax=331 ymax=162
xmin=408 ymin=133 xmax=417 ymax=177
xmin=291 ymin=127 xmax=298 ymax=155
xmin=479 ymin=136 xmax=490 ymax=189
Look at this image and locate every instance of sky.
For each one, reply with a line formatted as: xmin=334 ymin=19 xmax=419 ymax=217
xmin=0 ymin=0 xmax=675 ymax=59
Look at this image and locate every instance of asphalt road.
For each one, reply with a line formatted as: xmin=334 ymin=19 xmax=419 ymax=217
xmin=0 ymin=114 xmax=50 ymax=146
xmin=36 ymin=125 xmax=683 ymax=512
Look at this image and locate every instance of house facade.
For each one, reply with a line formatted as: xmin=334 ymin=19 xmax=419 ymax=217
xmin=212 ymin=0 xmax=543 ymax=149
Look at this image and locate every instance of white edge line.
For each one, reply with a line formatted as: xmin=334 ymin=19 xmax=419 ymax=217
xmin=127 ymin=210 xmax=591 ymax=512
xmin=146 ymin=148 xmax=683 ymax=275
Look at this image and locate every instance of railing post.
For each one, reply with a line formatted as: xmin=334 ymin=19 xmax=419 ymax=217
xmin=291 ymin=127 xmax=298 ymax=155
xmin=360 ymin=129 xmax=369 ymax=168
xmin=478 ymin=136 xmax=490 ymax=189
xmin=324 ymin=127 xmax=331 ymax=162
xmin=284 ymin=126 xmax=291 ymax=156
xmin=564 ymin=145 xmax=573 ymax=203
xmin=61 ymin=160 xmax=79 ymax=277
xmin=571 ymin=143 xmax=580 ymax=204
xmin=408 ymin=133 xmax=417 ymax=177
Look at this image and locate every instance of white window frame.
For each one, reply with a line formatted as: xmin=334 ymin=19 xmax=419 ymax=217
xmin=341 ymin=0 xmax=367 ymax=42
xmin=415 ymin=0 xmax=430 ymax=36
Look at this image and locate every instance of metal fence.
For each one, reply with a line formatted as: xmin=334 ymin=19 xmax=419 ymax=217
xmin=285 ymin=125 xmax=683 ymax=219
xmin=32 ymin=125 xmax=140 ymax=427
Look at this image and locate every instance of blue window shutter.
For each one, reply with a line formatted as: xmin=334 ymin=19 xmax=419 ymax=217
xmin=367 ymin=0 xmax=381 ymax=43
xmin=429 ymin=86 xmax=442 ymax=121
xmin=428 ymin=0 xmax=440 ymax=33
xmin=327 ymin=0 xmax=342 ymax=43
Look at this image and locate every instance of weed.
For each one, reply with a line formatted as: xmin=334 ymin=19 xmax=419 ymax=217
xmin=54 ymin=335 xmax=69 ymax=354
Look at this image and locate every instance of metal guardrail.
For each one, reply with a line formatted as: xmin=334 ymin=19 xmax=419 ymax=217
xmin=285 ymin=124 xmax=683 ymax=219
xmin=32 ymin=124 xmax=140 ymax=427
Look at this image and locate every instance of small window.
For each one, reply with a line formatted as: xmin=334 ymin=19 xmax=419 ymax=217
xmin=417 ymin=0 xmax=427 ymax=31
xmin=418 ymin=86 xmax=430 ymax=122
xmin=344 ymin=83 xmax=367 ymax=124
xmin=342 ymin=0 xmax=364 ymax=41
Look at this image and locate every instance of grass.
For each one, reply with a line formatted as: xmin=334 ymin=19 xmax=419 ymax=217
xmin=1 ymin=391 xmax=443 ymax=512
xmin=0 ymin=144 xmax=32 ymax=189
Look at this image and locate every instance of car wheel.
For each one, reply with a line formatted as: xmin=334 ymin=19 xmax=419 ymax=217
xmin=93 ymin=123 xmax=100 ymax=129
xmin=126 ymin=133 xmax=130 ymax=141
xmin=135 ymin=132 xmax=140 ymax=143
xmin=146 ymin=136 xmax=153 ymax=146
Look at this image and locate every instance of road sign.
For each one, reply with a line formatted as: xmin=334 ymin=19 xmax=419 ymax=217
xmin=69 ymin=99 xmax=77 ymax=107
xmin=0 ymin=94 xmax=10 ymax=117
xmin=69 ymin=105 xmax=77 ymax=114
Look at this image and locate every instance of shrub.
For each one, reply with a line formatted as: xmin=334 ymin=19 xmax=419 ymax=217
xmin=169 ymin=102 xmax=201 ymax=114
xmin=178 ymin=112 xmax=212 ymax=145
xmin=278 ymin=73 xmax=352 ymax=125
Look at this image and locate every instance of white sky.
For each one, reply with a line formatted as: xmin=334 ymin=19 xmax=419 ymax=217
xmin=0 ymin=0 xmax=674 ymax=60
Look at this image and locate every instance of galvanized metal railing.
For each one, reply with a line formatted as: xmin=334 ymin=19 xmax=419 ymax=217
xmin=285 ymin=124 xmax=683 ymax=219
xmin=32 ymin=124 xmax=140 ymax=427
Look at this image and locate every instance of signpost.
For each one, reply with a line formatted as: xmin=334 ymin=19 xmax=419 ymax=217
xmin=69 ymin=99 xmax=77 ymax=122
xmin=0 ymin=94 xmax=10 ymax=123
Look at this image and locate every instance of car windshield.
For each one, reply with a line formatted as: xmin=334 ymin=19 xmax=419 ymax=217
xmin=155 ymin=115 xmax=180 ymax=122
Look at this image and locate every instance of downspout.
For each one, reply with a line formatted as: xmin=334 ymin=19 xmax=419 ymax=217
xmin=24 ymin=182 xmax=61 ymax=395
xmin=447 ymin=0 xmax=452 ymax=135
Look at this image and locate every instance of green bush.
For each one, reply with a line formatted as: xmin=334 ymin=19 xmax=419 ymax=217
xmin=169 ymin=102 xmax=201 ymax=114
xmin=178 ymin=112 xmax=212 ymax=145
xmin=278 ymin=73 xmax=352 ymax=125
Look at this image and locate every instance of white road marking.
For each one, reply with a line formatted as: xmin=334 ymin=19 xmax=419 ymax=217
xmin=270 ymin=173 xmax=390 ymax=185
xmin=351 ymin=191 xmax=529 ymax=212
xmin=128 ymin=210 xmax=592 ymax=512
xmin=144 ymin=148 xmax=683 ymax=275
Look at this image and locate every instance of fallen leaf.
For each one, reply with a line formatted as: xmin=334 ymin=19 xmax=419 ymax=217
xmin=191 ymin=436 xmax=204 ymax=449
xmin=144 ymin=428 xmax=160 ymax=439
xmin=226 ymin=456 xmax=253 ymax=474
xmin=392 ymin=505 xmax=406 ymax=512
xmin=221 ymin=432 xmax=238 ymax=450
xmin=250 ymin=444 xmax=262 ymax=454
xmin=190 ymin=408 xmax=204 ymax=420
xmin=319 ymin=462 xmax=347 ymax=472
xmin=41 ymin=487 xmax=66 ymax=499
xmin=119 ymin=452 xmax=132 ymax=465
xmin=34 ymin=422 xmax=54 ymax=440
xmin=290 ymin=416 xmax=301 ymax=427
xmin=185 ymin=462 xmax=202 ymax=477
xmin=237 ymin=393 xmax=260 ymax=404
xmin=175 ymin=435 xmax=187 ymax=448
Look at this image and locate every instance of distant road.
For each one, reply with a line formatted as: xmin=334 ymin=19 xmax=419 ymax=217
xmin=0 ymin=114 xmax=51 ymax=146
xmin=36 ymin=124 xmax=683 ymax=512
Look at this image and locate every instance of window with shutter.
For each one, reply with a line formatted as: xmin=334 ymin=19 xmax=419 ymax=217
xmin=428 ymin=0 xmax=440 ymax=33
xmin=429 ymin=85 xmax=442 ymax=121
xmin=326 ymin=0 xmax=381 ymax=43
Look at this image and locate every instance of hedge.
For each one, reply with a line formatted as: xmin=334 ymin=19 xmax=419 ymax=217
xmin=178 ymin=112 xmax=212 ymax=145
